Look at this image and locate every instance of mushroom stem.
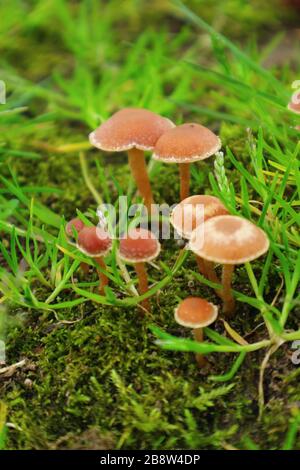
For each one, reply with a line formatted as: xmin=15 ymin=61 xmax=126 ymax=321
xmin=204 ymin=261 xmax=219 ymax=284
xmin=193 ymin=327 xmax=207 ymax=367
xmin=128 ymin=148 xmax=154 ymax=214
xmin=204 ymin=261 xmax=223 ymax=299
xmin=80 ymin=262 xmax=90 ymax=275
xmin=195 ymin=256 xmax=207 ymax=278
xmin=134 ymin=262 xmax=150 ymax=313
xmin=179 ymin=163 xmax=190 ymax=200
xmin=221 ymin=264 xmax=235 ymax=315
xmin=95 ymin=256 xmax=109 ymax=295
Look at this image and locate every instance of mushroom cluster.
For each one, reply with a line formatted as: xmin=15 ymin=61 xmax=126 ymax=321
xmin=64 ymin=106 xmax=270 ymax=367
xmin=90 ymin=110 xmax=221 ymax=204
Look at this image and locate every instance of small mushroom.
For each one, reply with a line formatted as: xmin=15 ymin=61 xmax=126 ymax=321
xmin=288 ymin=91 xmax=300 ymax=114
xmin=174 ymin=297 xmax=218 ymax=367
xmin=189 ymin=215 xmax=269 ymax=315
xmin=118 ymin=228 xmax=160 ymax=313
xmin=170 ymin=195 xmax=228 ymax=278
xmin=153 ymin=123 xmax=221 ymax=200
xmin=65 ymin=217 xmax=89 ymax=274
xmin=66 ymin=217 xmax=85 ymax=238
xmin=89 ymin=108 xmax=174 ymax=213
xmin=77 ymin=226 xmax=112 ymax=295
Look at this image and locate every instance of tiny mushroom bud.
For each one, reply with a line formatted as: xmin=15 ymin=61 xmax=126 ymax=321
xmin=77 ymin=226 xmax=112 ymax=295
xmin=65 ymin=217 xmax=85 ymax=239
xmin=170 ymin=195 xmax=229 ymax=278
xmin=118 ymin=227 xmax=160 ymax=313
xmin=175 ymin=297 xmax=218 ymax=367
xmin=65 ymin=217 xmax=89 ymax=274
xmin=288 ymin=91 xmax=300 ymax=114
xmin=189 ymin=215 xmax=269 ymax=315
xmin=89 ymin=108 xmax=174 ymax=214
xmin=153 ymin=123 xmax=221 ymax=201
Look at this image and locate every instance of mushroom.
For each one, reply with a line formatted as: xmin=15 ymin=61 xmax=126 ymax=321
xmin=288 ymin=91 xmax=300 ymax=114
xmin=170 ymin=195 xmax=228 ymax=278
xmin=77 ymin=226 xmax=112 ymax=295
xmin=174 ymin=297 xmax=218 ymax=367
xmin=66 ymin=217 xmax=85 ymax=238
xmin=118 ymin=227 xmax=160 ymax=313
xmin=189 ymin=215 xmax=270 ymax=315
xmin=65 ymin=217 xmax=89 ymax=274
xmin=89 ymin=108 xmax=174 ymax=213
xmin=152 ymin=123 xmax=221 ymax=200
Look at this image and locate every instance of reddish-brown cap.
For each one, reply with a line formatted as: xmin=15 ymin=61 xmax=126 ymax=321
xmin=170 ymin=195 xmax=229 ymax=240
xmin=66 ymin=217 xmax=85 ymax=238
xmin=189 ymin=215 xmax=269 ymax=265
xmin=77 ymin=226 xmax=112 ymax=257
xmin=288 ymin=92 xmax=300 ymax=114
xmin=175 ymin=297 xmax=218 ymax=329
xmin=152 ymin=123 xmax=221 ymax=163
xmin=89 ymin=108 xmax=174 ymax=152
xmin=119 ymin=228 xmax=160 ymax=263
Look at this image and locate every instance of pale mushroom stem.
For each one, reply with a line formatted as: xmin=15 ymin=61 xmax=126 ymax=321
xmin=193 ymin=327 xmax=207 ymax=367
xmin=196 ymin=257 xmax=223 ymax=298
xmin=179 ymin=163 xmax=190 ymax=201
xmin=196 ymin=258 xmax=224 ymax=301
xmin=134 ymin=262 xmax=150 ymax=313
xmin=222 ymin=264 xmax=236 ymax=315
xmin=196 ymin=256 xmax=207 ymax=278
xmin=204 ymin=261 xmax=219 ymax=284
xmin=128 ymin=148 xmax=154 ymax=214
xmin=204 ymin=261 xmax=224 ymax=300
xmin=95 ymin=256 xmax=109 ymax=295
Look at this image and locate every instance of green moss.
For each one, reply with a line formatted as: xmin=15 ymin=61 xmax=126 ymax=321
xmin=2 ymin=134 xmax=298 ymax=450
xmin=2 ymin=226 xmax=298 ymax=450
xmin=4 ymin=281 xmax=300 ymax=450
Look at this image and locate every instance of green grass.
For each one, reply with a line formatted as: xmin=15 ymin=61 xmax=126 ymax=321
xmin=0 ymin=0 xmax=300 ymax=450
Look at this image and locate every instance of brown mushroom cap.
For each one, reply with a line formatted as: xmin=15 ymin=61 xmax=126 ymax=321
xmin=288 ymin=102 xmax=300 ymax=114
xmin=152 ymin=123 xmax=221 ymax=163
xmin=77 ymin=226 xmax=112 ymax=257
xmin=89 ymin=108 xmax=174 ymax=152
xmin=119 ymin=228 xmax=160 ymax=263
xmin=66 ymin=217 xmax=85 ymax=238
xmin=287 ymin=93 xmax=300 ymax=114
xmin=175 ymin=297 xmax=218 ymax=329
xmin=170 ymin=195 xmax=229 ymax=240
xmin=189 ymin=215 xmax=269 ymax=265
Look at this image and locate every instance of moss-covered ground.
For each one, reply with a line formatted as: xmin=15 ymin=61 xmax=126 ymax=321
xmin=0 ymin=0 xmax=300 ymax=450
